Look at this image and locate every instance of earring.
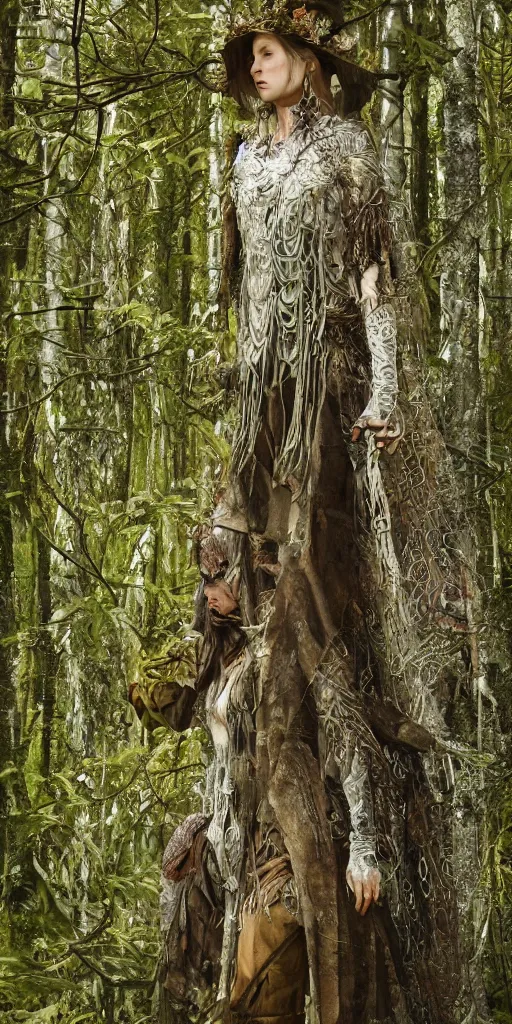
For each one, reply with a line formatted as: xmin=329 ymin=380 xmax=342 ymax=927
xmin=256 ymin=101 xmax=274 ymax=141
xmin=302 ymin=69 xmax=320 ymax=116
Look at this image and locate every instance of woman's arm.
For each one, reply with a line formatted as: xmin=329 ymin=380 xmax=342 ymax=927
xmin=352 ymin=296 xmax=399 ymax=448
xmin=128 ymin=678 xmax=199 ymax=732
xmin=338 ymin=122 xmax=400 ymax=450
xmin=343 ymin=746 xmax=381 ymax=915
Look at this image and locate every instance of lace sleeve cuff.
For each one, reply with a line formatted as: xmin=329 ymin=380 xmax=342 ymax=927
xmin=353 ymin=302 xmax=398 ymax=426
xmin=343 ymin=749 xmax=379 ymax=878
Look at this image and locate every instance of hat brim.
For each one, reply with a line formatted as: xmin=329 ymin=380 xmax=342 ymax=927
xmin=222 ymin=30 xmax=385 ymax=110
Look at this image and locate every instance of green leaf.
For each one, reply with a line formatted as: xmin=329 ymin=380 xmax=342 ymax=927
xmin=21 ymin=78 xmax=43 ymax=100
xmin=403 ymin=27 xmax=460 ymax=71
xmin=50 ymin=599 xmax=86 ymax=623
xmin=32 ymin=856 xmax=74 ymax=923
xmin=164 ymin=153 xmax=190 ymax=168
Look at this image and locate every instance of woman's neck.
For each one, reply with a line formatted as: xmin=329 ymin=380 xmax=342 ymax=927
xmin=274 ymin=100 xmax=300 ymax=141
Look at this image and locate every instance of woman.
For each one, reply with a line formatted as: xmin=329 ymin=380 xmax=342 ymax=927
xmin=220 ymin=18 xmax=396 ymax=1008
xmin=156 ymin=9 xmax=462 ymax=1023
xmin=220 ymin=1 xmax=400 ymax=543
xmin=212 ymin=8 xmax=462 ymax=1024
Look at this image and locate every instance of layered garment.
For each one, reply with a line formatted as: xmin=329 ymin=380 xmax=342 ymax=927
xmin=231 ymin=102 xmax=393 ymax=488
xmin=158 ymin=104 xmax=464 ymax=1024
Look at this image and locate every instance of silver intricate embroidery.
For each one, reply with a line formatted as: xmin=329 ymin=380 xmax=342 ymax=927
xmin=343 ymin=748 xmax=379 ymax=881
xmin=232 ymin=107 xmax=391 ymax=485
xmin=313 ymin=638 xmax=382 ymax=881
xmin=355 ymin=301 xmax=398 ymax=425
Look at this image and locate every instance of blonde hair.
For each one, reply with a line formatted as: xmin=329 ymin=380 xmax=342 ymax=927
xmin=226 ymin=32 xmax=335 ymax=115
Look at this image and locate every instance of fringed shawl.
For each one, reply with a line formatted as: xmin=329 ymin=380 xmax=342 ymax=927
xmin=231 ymin=109 xmax=391 ymax=486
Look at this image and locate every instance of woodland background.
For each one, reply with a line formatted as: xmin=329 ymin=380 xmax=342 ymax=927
xmin=0 ymin=0 xmax=511 ymax=1021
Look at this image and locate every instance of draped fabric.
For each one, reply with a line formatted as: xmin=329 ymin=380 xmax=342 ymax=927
xmin=159 ymin=101 xmax=466 ymax=1024
xmin=231 ymin=103 xmax=391 ymax=487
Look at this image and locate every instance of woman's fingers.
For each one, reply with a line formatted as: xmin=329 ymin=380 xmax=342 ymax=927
xmin=366 ymin=419 xmax=390 ymax=449
xmin=366 ymin=417 xmax=388 ymax=431
xmin=347 ymin=868 xmax=381 ymax=915
xmin=353 ymin=877 xmax=363 ymax=913
xmin=346 ymin=869 xmax=363 ymax=912
xmin=374 ymin=425 xmax=389 ymax=449
xmin=367 ymin=419 xmax=401 ymax=450
xmin=352 ymin=418 xmax=402 ymax=452
xmin=361 ymin=285 xmax=379 ymax=305
xmin=361 ymin=883 xmax=374 ymax=916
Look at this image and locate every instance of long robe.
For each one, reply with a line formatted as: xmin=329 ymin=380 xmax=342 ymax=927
xmin=159 ymin=101 xmax=465 ymax=1024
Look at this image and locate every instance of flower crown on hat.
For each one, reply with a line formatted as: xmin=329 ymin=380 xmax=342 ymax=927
xmin=228 ymin=0 xmax=356 ymax=54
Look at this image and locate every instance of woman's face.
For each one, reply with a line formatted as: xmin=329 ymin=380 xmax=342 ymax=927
xmin=204 ymin=579 xmax=238 ymax=616
xmin=250 ymin=33 xmax=306 ymax=106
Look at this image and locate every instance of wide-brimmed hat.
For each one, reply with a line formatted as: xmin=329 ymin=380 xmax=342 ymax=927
xmin=221 ymin=0 xmax=395 ymax=111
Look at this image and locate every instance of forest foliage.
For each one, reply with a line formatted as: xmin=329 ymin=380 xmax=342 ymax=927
xmin=0 ymin=0 xmax=511 ymax=1021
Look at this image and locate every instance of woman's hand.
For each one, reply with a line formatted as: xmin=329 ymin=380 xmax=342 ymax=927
xmin=351 ymin=417 xmax=401 ymax=451
xmin=346 ymin=863 xmax=381 ymax=916
xmin=360 ymin=263 xmax=380 ymax=308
